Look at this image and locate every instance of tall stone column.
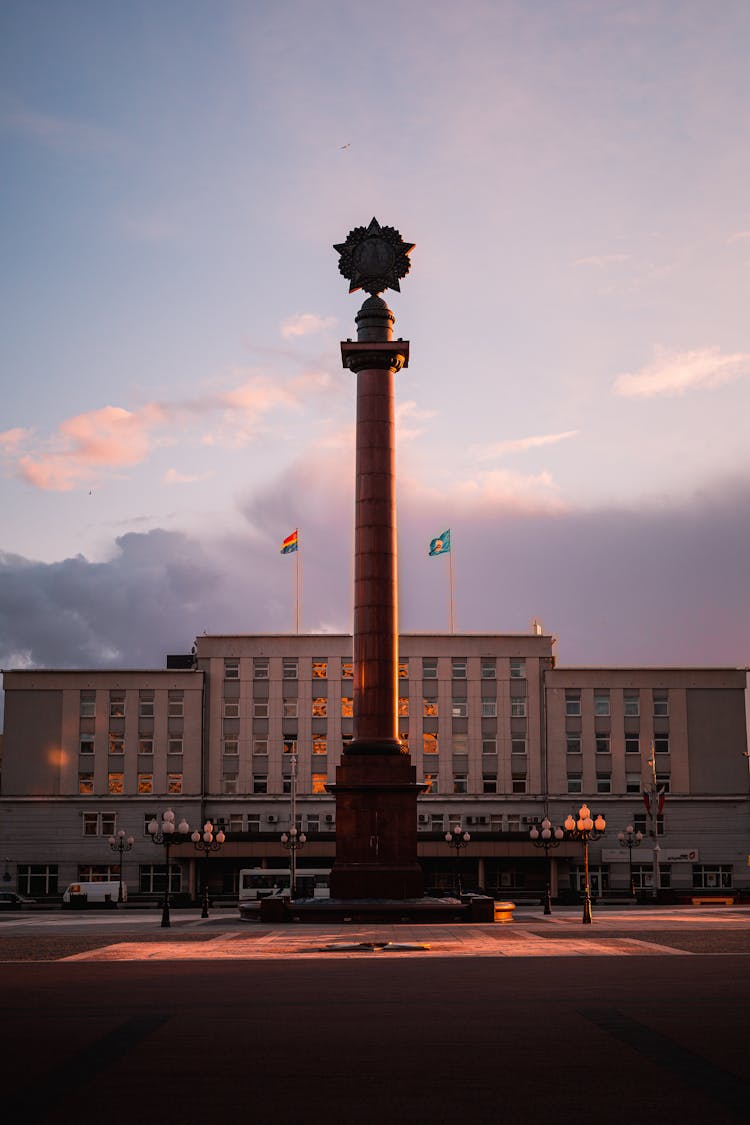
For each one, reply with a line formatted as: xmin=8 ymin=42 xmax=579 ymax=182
xmin=329 ymin=219 xmax=423 ymax=899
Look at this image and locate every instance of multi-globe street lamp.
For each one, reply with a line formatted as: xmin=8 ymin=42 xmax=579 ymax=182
xmin=444 ymin=824 xmax=471 ymax=897
xmin=147 ymin=809 xmax=190 ymax=927
xmin=191 ymin=820 xmax=226 ymax=918
xmin=280 ymin=826 xmax=307 ymax=899
xmin=529 ymin=818 xmax=564 ymax=915
xmin=564 ymin=803 xmax=606 ymax=925
xmin=617 ymin=824 xmax=644 ymax=897
xmin=107 ymin=829 xmax=135 ymax=904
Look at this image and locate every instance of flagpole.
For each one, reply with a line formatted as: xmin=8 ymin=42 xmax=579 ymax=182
xmin=448 ymin=541 xmax=455 ymax=634
xmin=295 ymin=534 xmax=301 ymax=635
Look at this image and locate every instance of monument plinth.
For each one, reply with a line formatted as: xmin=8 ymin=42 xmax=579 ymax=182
xmin=329 ymin=219 xmax=423 ymax=899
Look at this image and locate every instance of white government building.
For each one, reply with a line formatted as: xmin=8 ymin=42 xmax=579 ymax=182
xmin=2 ymin=630 xmax=748 ymax=903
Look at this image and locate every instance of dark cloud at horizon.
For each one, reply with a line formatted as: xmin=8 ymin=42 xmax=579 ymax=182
xmin=2 ymin=473 xmax=749 ymax=697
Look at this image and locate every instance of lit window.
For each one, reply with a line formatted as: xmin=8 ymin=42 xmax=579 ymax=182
xmin=312 ymin=697 xmax=327 ymax=718
xmin=510 ymin=699 xmax=527 ymax=718
xmin=341 ymin=661 xmax=353 ymax=679
xmin=79 ymin=773 xmax=94 ymax=794
xmin=167 ymin=773 xmax=183 ymax=794
xmin=481 ymin=700 xmax=496 ymax=718
xmin=283 ymin=739 xmax=298 ymax=755
xmin=398 ymin=696 xmax=409 ymax=716
xmin=424 ymin=698 xmax=438 ymax=717
xmin=109 ymin=736 xmax=124 ymax=755
xmin=313 ymin=738 xmax=327 ymax=755
xmin=399 ymin=661 xmax=409 ymax=679
xmin=341 ymin=697 xmax=353 ymax=718
xmin=311 ymin=773 xmax=327 ymax=794
xmin=312 ymin=661 xmax=328 ymax=679
xmin=108 ymin=772 xmax=124 ymax=795
xmin=138 ymin=773 xmax=153 ymax=794
xmin=423 ymin=773 xmax=438 ymax=795
xmin=510 ymin=659 xmax=525 ymax=679
xmin=423 ymin=732 xmax=438 ymax=755
xmin=109 ymin=691 xmax=125 ymax=718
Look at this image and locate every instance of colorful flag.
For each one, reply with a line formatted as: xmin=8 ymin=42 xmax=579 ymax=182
xmin=429 ymin=529 xmax=450 ymax=556
xmin=280 ymin=529 xmax=299 ymax=555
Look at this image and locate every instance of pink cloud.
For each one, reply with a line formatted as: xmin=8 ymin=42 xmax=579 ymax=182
xmin=613 ymin=346 xmax=750 ymax=398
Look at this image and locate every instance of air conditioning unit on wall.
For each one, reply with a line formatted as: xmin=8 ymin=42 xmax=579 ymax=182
xmin=325 ymin=814 xmax=334 ymax=823
xmin=418 ymin=814 xmax=429 ymax=823
xmin=267 ymin=814 xmax=278 ymax=823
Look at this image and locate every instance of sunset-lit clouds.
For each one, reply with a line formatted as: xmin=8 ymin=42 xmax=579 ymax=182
xmin=281 ymin=313 xmax=337 ymax=338
xmin=726 ymin=231 xmax=750 ymax=245
xmin=163 ymin=468 xmax=213 ymax=485
xmin=471 ymin=430 xmax=580 ymax=461
xmin=613 ymin=346 xmax=750 ymax=399
xmin=574 ymin=254 xmax=630 ymax=268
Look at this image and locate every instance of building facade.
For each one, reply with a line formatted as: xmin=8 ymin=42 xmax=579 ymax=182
xmin=2 ymin=632 xmax=748 ymax=901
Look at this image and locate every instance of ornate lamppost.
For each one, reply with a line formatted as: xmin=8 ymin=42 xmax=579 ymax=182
xmin=617 ymin=824 xmax=643 ymax=897
xmin=147 ymin=809 xmax=190 ymax=927
xmin=191 ymin=820 xmax=226 ymax=918
xmin=564 ymin=803 xmax=606 ymax=924
xmin=108 ymin=829 xmax=135 ymax=904
xmin=444 ymin=824 xmax=471 ymax=897
xmin=280 ymin=826 xmax=307 ymax=899
xmin=529 ymin=817 xmax=564 ymax=915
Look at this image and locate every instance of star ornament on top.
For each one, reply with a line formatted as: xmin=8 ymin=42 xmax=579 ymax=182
xmin=334 ymin=217 xmax=415 ymax=296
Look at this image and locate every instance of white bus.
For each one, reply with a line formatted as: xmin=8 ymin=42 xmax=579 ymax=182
xmin=239 ymin=868 xmax=331 ymax=901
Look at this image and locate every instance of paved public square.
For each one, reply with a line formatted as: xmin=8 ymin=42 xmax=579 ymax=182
xmin=1 ymin=905 xmax=749 ymax=1124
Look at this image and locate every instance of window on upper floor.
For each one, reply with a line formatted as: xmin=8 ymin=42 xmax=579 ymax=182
xmin=594 ymin=693 xmax=610 ymax=716
xmin=312 ymin=660 xmax=327 ymax=679
xmin=109 ymin=691 xmax=126 ymax=719
xmin=482 ymin=739 xmax=497 ymax=756
xmin=311 ymin=697 xmax=327 ymax=718
xmin=452 ymin=773 xmax=468 ymax=794
xmin=626 ymin=772 xmax=641 ymax=793
xmin=654 ymin=735 xmax=670 ymax=754
xmin=341 ymin=660 xmax=354 ymax=679
xmin=167 ymin=773 xmax=183 ymax=794
xmin=424 ymin=698 xmax=438 ymax=717
xmin=253 ymin=658 xmax=269 ymax=680
xmin=283 ymin=700 xmax=299 ymax=718
xmin=168 ymin=691 xmax=184 ymax=718
xmin=595 ymin=735 xmax=610 ymax=755
xmin=565 ymin=693 xmax=581 ymax=717
xmin=224 ymin=701 xmax=241 ymax=719
xmin=109 ymin=735 xmax=124 ymax=755
xmin=168 ymin=738 xmax=183 ymax=756
xmin=423 ymin=732 xmax=438 ymax=755
xmin=509 ymin=658 xmax=525 ymax=679
xmin=80 ymin=691 xmax=96 ymax=718
xmin=625 ymin=736 xmax=640 ymax=754
xmin=223 ymin=740 xmax=239 ymax=755
xmin=398 ymin=696 xmax=409 ymax=716
xmin=653 ymin=691 xmax=669 ymax=717
xmin=481 ymin=658 xmax=496 ymax=679
xmin=138 ymin=773 xmax=153 ymax=794
xmin=341 ymin=697 xmax=353 ymax=718
xmin=311 ymin=773 xmax=327 ymax=795
xmin=451 ymin=658 xmax=467 ymax=679
xmin=451 ymin=699 xmax=467 ymax=718
xmin=399 ymin=661 xmax=409 ymax=679
xmin=252 ymin=701 xmax=268 ymax=718
xmin=510 ymin=699 xmax=527 ymax=718
xmin=282 ymin=658 xmax=298 ymax=680
xmin=313 ymin=737 xmax=327 ymax=755
xmin=253 ymin=739 xmax=268 ymax=755
xmin=80 ymin=734 xmax=95 ymax=754
xmin=511 ymin=738 xmax=526 ymax=755
xmin=624 ymin=694 xmax=640 ymax=717
xmin=481 ymin=699 xmax=497 ymax=718
xmin=566 ymin=737 xmax=581 ymax=754
xmin=108 ymin=772 xmax=124 ymax=795
xmin=224 ymin=659 xmax=240 ymax=680
xmin=423 ymin=658 xmax=438 ymax=679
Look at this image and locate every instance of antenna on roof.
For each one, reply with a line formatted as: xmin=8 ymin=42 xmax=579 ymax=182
xmin=530 ymin=618 xmax=543 ymax=635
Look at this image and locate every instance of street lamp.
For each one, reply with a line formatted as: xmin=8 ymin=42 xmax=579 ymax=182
xmin=147 ymin=809 xmax=190 ymax=927
xmin=444 ymin=823 xmax=471 ymax=897
xmin=107 ymin=829 xmax=135 ymax=903
xmin=529 ymin=818 xmax=564 ymax=915
xmin=191 ymin=820 xmax=226 ymax=918
xmin=280 ymin=826 xmax=307 ymax=898
xmin=564 ymin=803 xmax=606 ymax=924
xmin=617 ymin=824 xmax=643 ymax=897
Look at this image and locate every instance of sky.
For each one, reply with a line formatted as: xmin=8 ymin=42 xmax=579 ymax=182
xmin=1 ymin=0 xmax=750 ymax=682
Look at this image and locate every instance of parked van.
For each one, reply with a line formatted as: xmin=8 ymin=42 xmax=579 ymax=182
xmin=62 ymin=881 xmax=125 ymax=906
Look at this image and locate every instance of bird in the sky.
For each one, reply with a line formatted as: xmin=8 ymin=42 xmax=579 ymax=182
xmin=339 ymin=143 xmax=350 ymax=149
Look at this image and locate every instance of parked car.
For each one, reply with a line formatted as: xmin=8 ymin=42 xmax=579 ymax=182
xmin=0 ymin=891 xmax=37 ymax=908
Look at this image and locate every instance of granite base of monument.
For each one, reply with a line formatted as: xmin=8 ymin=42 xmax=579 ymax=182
xmin=248 ymin=894 xmax=496 ymax=925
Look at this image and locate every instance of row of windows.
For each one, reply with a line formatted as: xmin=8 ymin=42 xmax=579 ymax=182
xmin=236 ymin=736 xmax=527 ymax=756
xmin=78 ymin=772 xmax=184 ymax=795
xmin=80 ymin=736 xmax=184 ymax=755
xmin=13 ymin=861 xmax=735 ymax=898
xmin=565 ymin=691 xmax=669 ymax=718
xmin=566 ymin=735 xmax=670 ymax=754
xmin=80 ymin=690 xmax=185 ymax=719
xmin=233 ymin=697 xmax=523 ymax=719
xmin=567 ymin=774 xmax=670 ymax=795
xmin=227 ymin=657 xmax=527 ymax=680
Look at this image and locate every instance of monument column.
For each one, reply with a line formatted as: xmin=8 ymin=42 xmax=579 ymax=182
xmin=329 ymin=218 xmax=423 ymax=899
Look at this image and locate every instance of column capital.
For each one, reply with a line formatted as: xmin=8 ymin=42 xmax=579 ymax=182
xmin=341 ymin=340 xmax=410 ymax=374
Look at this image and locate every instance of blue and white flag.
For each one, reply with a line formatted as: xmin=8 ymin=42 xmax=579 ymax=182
xmin=428 ymin=529 xmax=451 ymax=556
